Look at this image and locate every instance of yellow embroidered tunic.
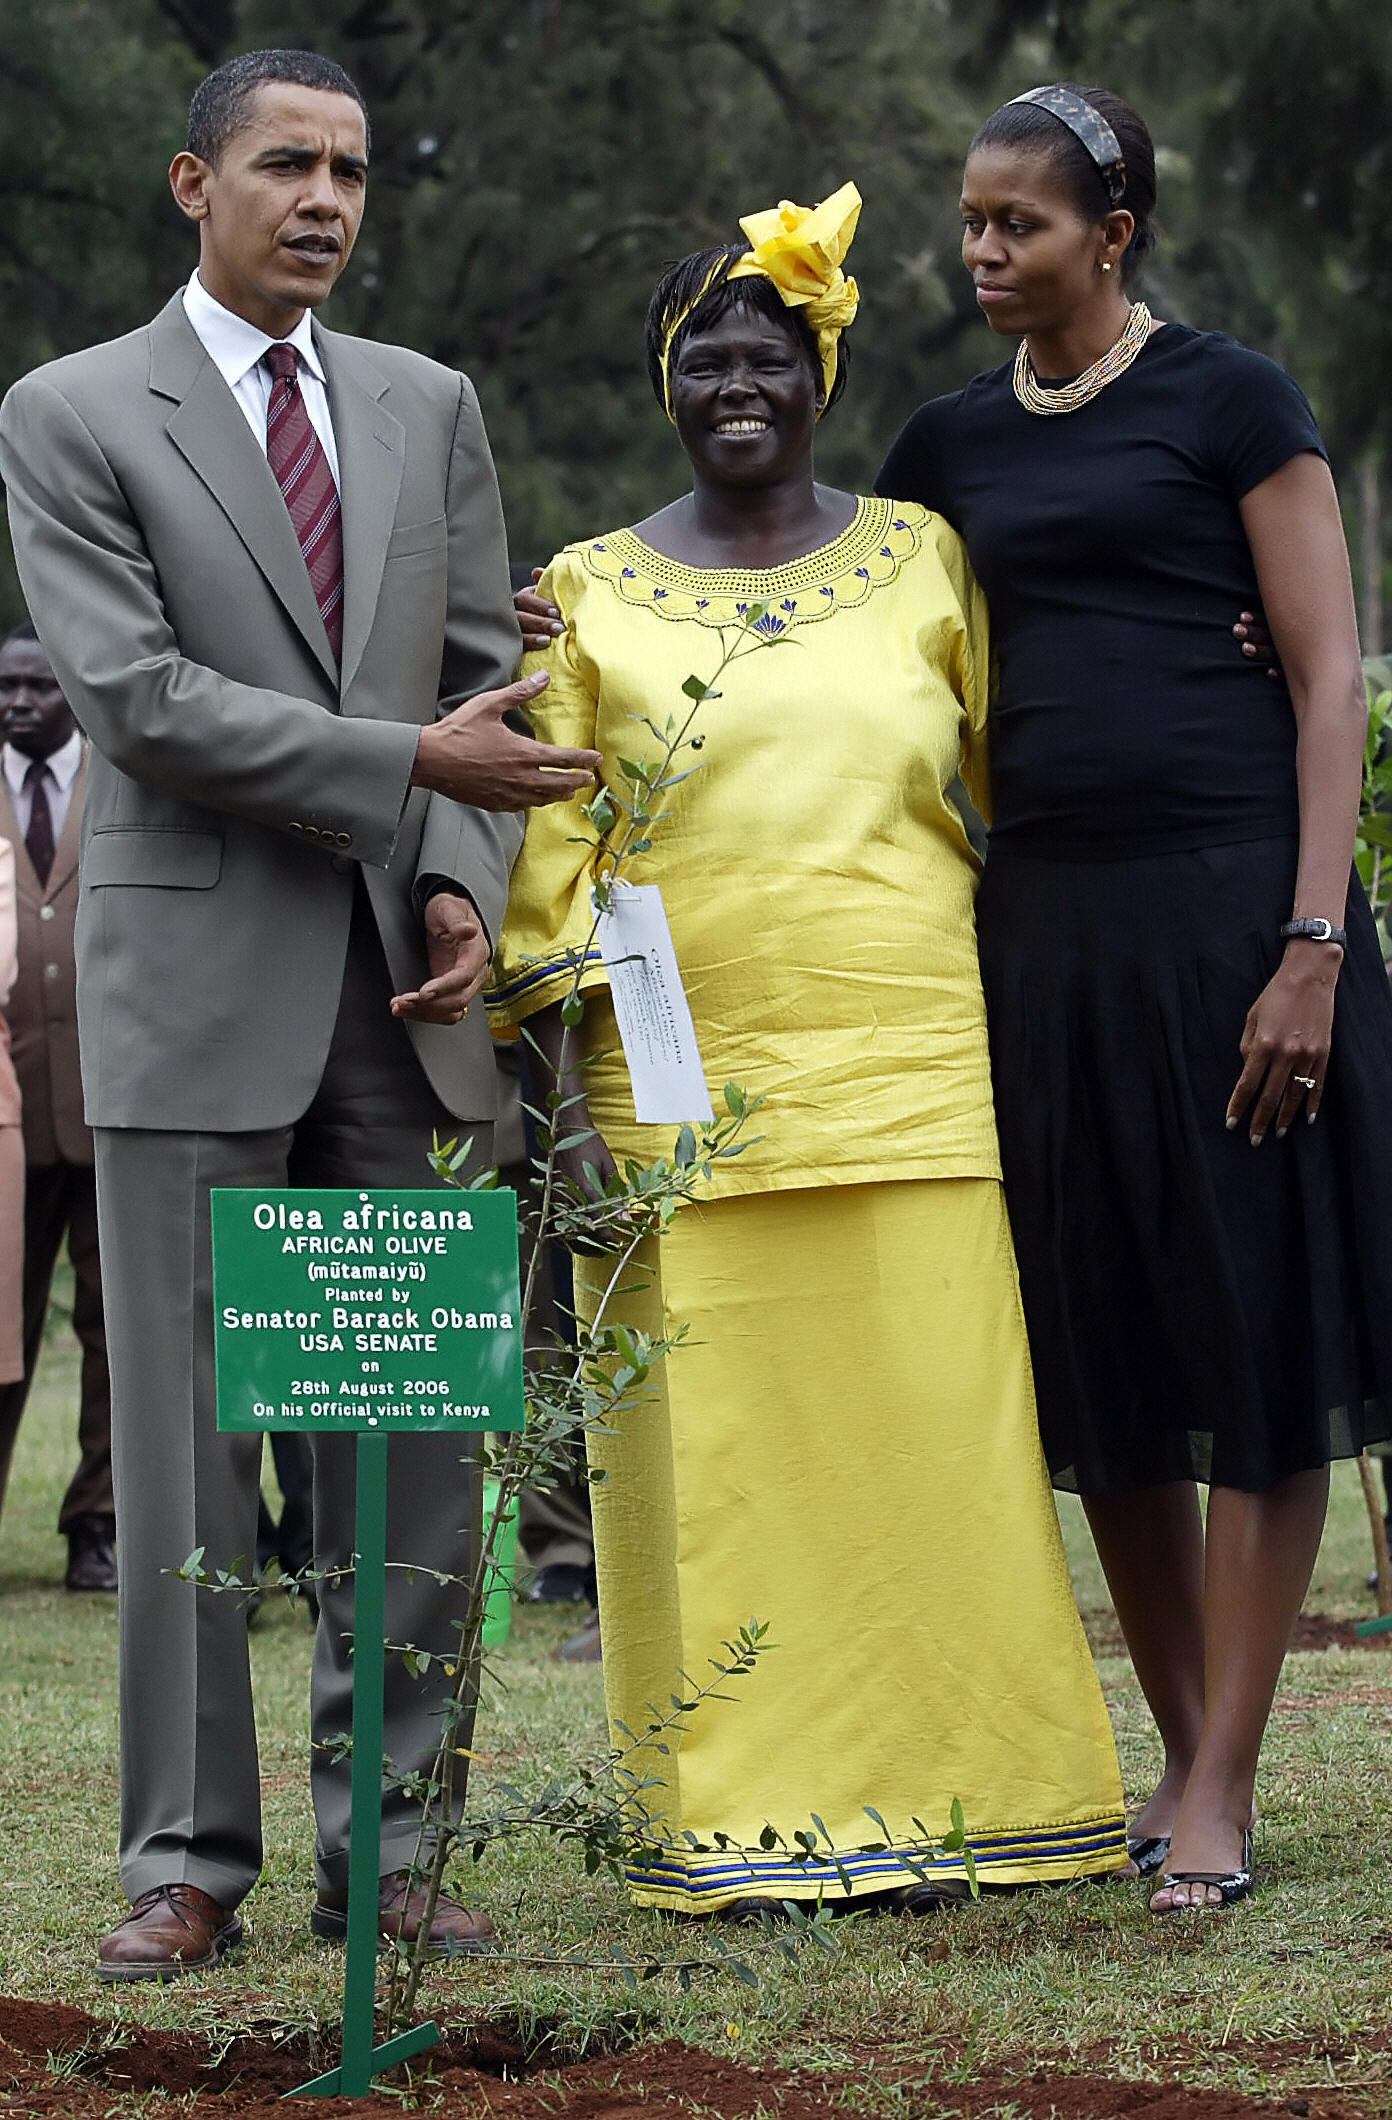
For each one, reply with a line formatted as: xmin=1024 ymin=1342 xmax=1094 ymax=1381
xmin=490 ymin=497 xmax=1127 ymax=1909
xmin=487 ymin=498 xmax=998 ymax=1191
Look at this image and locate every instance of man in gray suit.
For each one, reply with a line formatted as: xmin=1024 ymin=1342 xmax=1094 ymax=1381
xmin=0 ymin=47 xmax=598 ymax=1980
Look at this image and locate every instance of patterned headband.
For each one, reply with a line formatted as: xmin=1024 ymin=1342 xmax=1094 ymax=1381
xmin=1009 ymin=84 xmax=1127 ymax=206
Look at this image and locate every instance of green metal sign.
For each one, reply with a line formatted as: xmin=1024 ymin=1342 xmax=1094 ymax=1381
xmin=211 ymin=1187 xmax=524 ymax=1434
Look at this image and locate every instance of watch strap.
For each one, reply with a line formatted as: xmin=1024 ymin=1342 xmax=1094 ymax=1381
xmin=1280 ymin=916 xmax=1347 ymax=946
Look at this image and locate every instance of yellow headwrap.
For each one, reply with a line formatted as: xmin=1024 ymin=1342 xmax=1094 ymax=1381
xmin=659 ymin=180 xmax=862 ymax=421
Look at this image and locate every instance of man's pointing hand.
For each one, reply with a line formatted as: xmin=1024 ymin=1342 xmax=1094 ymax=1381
xmin=411 ymin=671 xmax=599 ymax=810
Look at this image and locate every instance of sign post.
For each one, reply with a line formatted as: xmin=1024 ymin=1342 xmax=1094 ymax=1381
xmin=211 ymin=1186 xmax=524 ymax=2098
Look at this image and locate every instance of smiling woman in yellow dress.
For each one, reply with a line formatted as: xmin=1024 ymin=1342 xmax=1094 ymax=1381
xmin=488 ymin=191 xmax=1127 ymax=1916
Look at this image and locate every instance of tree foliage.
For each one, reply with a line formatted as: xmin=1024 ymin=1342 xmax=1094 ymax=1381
xmin=1 ymin=0 xmax=1387 ymax=619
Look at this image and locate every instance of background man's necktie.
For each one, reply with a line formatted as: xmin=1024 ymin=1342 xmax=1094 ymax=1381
xmin=24 ymin=758 xmax=55 ymax=885
xmin=262 ymin=343 xmax=344 ymax=664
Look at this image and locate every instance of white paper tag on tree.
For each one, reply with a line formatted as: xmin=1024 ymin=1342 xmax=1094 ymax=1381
xmin=592 ymin=883 xmax=714 ymax=1125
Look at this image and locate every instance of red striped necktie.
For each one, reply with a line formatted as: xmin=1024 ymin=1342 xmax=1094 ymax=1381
xmin=262 ymin=342 xmax=344 ymax=664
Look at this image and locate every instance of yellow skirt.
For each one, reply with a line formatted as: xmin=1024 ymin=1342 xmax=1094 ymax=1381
xmin=576 ymin=1177 xmax=1127 ymax=1913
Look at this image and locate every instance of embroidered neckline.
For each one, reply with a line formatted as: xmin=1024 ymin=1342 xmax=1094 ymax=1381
xmin=578 ymin=496 xmax=923 ymax=629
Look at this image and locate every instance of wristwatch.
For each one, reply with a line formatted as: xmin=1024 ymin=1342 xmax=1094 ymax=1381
xmin=1280 ymin=916 xmax=1347 ymax=946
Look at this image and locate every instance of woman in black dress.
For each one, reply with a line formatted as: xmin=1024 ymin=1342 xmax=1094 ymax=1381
xmin=878 ymin=85 xmax=1392 ymax=1912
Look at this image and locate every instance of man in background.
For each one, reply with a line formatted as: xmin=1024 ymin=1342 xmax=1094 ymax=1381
xmin=0 ymin=620 xmax=114 ymax=1592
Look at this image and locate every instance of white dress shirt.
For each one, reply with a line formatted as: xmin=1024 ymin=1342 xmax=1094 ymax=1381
xmin=182 ymin=271 xmax=340 ymax=488
xmin=3 ymin=729 xmax=83 ymax=844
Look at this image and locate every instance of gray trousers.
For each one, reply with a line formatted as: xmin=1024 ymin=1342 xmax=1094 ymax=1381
xmin=96 ymin=891 xmax=486 ymax=1908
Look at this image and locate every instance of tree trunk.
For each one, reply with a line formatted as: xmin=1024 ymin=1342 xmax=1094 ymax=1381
xmin=1360 ymin=451 xmax=1384 ymax=657
xmin=1358 ymin=1452 xmax=1392 ymax=1618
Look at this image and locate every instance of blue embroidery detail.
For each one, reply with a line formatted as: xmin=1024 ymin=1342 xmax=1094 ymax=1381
xmin=855 ymin=566 xmax=869 ymax=578
xmin=621 ymin=1812 xmax=1129 ymax=1906
xmin=653 ymin=587 xmax=667 ymax=598
xmin=486 ymin=950 xmax=605 ymax=1008
xmin=753 ymin=612 xmax=786 ymax=636
xmin=781 ymin=598 xmax=797 ymax=612
xmin=622 ymin=566 xmax=636 ymax=578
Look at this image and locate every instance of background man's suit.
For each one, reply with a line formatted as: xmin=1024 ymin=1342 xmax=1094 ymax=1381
xmin=0 ymin=288 xmax=523 ymax=1909
xmin=0 ymin=838 xmax=22 ymax=1391
xmin=0 ymin=752 xmax=116 ymax=1552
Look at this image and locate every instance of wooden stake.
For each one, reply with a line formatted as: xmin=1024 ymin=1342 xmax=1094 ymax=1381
xmin=1358 ymin=1451 xmax=1392 ymax=1619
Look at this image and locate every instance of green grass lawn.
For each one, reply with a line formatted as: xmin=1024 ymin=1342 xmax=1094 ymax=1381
xmin=2 ymin=1299 xmax=1391 ymax=2111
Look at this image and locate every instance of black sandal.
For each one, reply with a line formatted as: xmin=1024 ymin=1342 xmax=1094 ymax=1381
xmin=891 ymin=1879 xmax=973 ymax=1915
xmin=719 ymin=1896 xmax=792 ymax=1924
xmin=1126 ymin=1835 xmax=1171 ymax=1878
xmin=1153 ymin=1830 xmax=1253 ymax=1912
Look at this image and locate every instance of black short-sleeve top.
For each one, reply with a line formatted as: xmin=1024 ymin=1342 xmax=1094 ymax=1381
xmin=876 ymin=325 xmax=1327 ymax=856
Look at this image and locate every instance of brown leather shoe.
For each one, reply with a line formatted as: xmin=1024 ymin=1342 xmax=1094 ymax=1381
xmin=97 ymin=1884 xmax=242 ymax=1981
xmin=553 ymin=1609 xmax=602 ymax=1663
xmin=311 ymin=1871 xmax=495 ymax=1954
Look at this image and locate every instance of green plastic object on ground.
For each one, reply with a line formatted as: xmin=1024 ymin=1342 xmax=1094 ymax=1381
xmin=481 ymin=1477 xmax=519 ymax=1649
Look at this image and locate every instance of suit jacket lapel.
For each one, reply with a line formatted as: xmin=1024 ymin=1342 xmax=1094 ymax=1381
xmin=149 ymin=297 xmax=339 ymax=689
xmin=0 ymin=782 xmax=37 ymax=906
xmin=0 ymin=757 xmax=83 ymax=903
xmin=317 ymin=327 xmax=404 ymax=701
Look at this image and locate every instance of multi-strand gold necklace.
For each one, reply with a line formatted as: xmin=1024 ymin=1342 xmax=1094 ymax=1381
xmin=1013 ymin=301 xmax=1153 ymax=416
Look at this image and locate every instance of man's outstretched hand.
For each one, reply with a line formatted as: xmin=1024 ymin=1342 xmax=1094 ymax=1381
xmin=412 ymin=671 xmax=599 ymax=810
xmin=390 ymin=888 xmax=491 ymax=1024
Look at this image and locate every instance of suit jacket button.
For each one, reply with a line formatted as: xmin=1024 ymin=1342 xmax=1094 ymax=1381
xmin=289 ymin=820 xmax=304 ymax=833
xmin=304 ymin=824 xmax=321 ymax=839
xmin=39 ymin=904 xmax=55 ymax=921
xmin=335 ymin=832 xmax=352 ymax=847
xmin=330 ymin=854 xmax=353 ymax=875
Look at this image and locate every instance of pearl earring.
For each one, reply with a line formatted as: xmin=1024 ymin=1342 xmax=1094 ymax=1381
xmin=1100 ymin=260 xmax=1114 ymax=273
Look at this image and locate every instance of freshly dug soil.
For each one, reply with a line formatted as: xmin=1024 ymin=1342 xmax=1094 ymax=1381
xmin=0 ymin=1997 xmax=1381 ymax=2120
xmin=1289 ymin=1613 xmax=1382 ymax=1652
xmin=1084 ymin=1611 xmax=1388 ymax=1659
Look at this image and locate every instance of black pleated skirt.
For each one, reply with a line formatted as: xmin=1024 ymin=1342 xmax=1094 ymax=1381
xmin=975 ymin=835 xmax=1392 ymax=1495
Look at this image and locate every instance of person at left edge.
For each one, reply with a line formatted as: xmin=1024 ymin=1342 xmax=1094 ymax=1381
xmin=0 ymin=834 xmax=22 ymax=1407
xmin=0 ymin=620 xmax=117 ymax=1593
xmin=0 ymin=47 xmax=599 ymax=1982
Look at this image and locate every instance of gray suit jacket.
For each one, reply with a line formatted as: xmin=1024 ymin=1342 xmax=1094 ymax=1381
xmin=0 ymin=293 xmax=523 ymax=1130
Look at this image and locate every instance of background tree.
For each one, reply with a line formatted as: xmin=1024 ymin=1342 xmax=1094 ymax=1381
xmin=0 ymin=0 xmax=1386 ymax=642
xmin=946 ymin=0 xmax=1392 ymax=647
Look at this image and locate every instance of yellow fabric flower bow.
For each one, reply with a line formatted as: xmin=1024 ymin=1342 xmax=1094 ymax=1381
xmin=660 ymin=180 xmax=862 ymax=419
xmin=728 ymin=180 xmax=862 ymax=408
